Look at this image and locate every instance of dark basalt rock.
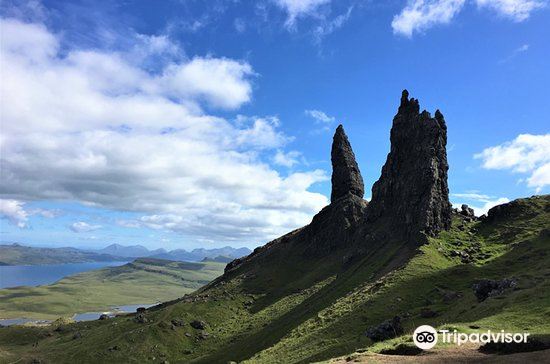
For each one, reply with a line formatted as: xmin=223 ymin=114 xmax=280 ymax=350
xmin=331 ymin=124 xmax=364 ymax=203
xmin=365 ymin=316 xmax=403 ymax=342
xmin=304 ymin=194 xmax=368 ymax=253
xmin=190 ymin=320 xmax=207 ymax=330
xmin=460 ymin=204 xmax=475 ymax=218
xmin=134 ymin=313 xmax=149 ymax=324
xmin=472 ymin=278 xmax=517 ymax=302
xmin=419 ymin=308 xmax=438 ymax=318
xmin=367 ymin=90 xmax=452 ymax=243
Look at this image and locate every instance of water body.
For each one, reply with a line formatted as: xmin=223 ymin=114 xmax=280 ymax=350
xmin=1 ymin=303 xmax=157 ymax=326
xmin=0 ymin=261 xmax=128 ymax=289
xmin=73 ymin=303 xmax=158 ymax=321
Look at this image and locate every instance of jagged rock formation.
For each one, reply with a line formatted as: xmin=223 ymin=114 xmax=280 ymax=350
xmin=331 ymin=125 xmax=364 ymax=202
xmin=367 ymin=90 xmax=452 ymax=243
xmin=225 ymin=90 xmax=451 ymax=275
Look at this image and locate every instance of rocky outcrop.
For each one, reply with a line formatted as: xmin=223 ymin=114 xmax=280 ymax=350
xmin=223 ymin=90 xmax=451 ymax=275
xmin=303 ymin=125 xmax=367 ymax=252
xmin=472 ymin=278 xmax=517 ymax=301
xmin=367 ymin=90 xmax=451 ymax=243
xmin=365 ymin=316 xmax=403 ymax=342
xmin=331 ymin=125 xmax=364 ymax=203
xmin=460 ymin=204 xmax=475 ymax=218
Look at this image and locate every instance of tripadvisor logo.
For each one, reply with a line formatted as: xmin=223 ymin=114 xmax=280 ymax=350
xmin=413 ymin=325 xmax=438 ymax=349
xmin=413 ymin=325 xmax=530 ymax=350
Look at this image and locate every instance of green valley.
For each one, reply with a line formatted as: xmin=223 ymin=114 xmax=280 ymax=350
xmin=0 ymin=258 xmax=225 ymax=321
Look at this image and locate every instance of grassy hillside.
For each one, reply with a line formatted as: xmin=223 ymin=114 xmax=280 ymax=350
xmin=0 ymin=258 xmax=225 ymax=320
xmin=0 ymin=244 xmax=122 ymax=265
xmin=0 ymin=196 xmax=547 ymax=363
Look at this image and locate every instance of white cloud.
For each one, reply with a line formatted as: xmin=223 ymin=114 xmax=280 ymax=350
xmin=392 ymin=0 xmax=546 ymax=37
xmin=474 ymin=134 xmax=550 ymax=191
xmin=0 ymin=199 xmax=29 ymax=228
xmin=0 ymin=199 xmax=57 ymax=228
xmin=274 ymin=0 xmax=331 ymax=28
xmin=70 ymin=221 xmax=102 ymax=233
xmin=0 ymin=17 xmax=329 ymax=245
xmin=527 ymin=162 xmax=550 ymax=190
xmin=475 ymin=0 xmax=546 ymax=21
xmin=234 ymin=18 xmax=246 ymax=33
xmin=392 ymin=0 xmax=466 ymax=37
xmin=499 ymin=43 xmax=530 ymax=63
xmin=305 ymin=109 xmax=336 ymax=124
xmin=515 ymin=43 xmax=530 ymax=52
xmin=159 ymin=57 xmax=255 ymax=109
xmin=313 ymin=7 xmax=353 ymax=43
xmin=273 ymin=150 xmax=302 ymax=167
xmin=235 ymin=116 xmax=291 ymax=149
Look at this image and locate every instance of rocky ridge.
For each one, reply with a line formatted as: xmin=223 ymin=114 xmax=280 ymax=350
xmin=225 ymin=90 xmax=452 ymax=274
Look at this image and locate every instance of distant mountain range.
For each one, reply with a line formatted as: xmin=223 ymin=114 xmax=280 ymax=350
xmin=94 ymin=243 xmax=251 ymax=261
xmin=94 ymin=244 xmax=165 ymax=258
xmin=0 ymin=243 xmax=251 ymax=265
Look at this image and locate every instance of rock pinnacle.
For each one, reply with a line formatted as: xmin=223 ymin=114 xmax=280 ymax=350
xmin=368 ymin=90 xmax=452 ymax=241
xmin=331 ymin=124 xmax=364 ymax=203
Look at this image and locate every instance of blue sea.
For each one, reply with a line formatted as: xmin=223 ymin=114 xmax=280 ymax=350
xmin=0 ymin=261 xmax=128 ymax=289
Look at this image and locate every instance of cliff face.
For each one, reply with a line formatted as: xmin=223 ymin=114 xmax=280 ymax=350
xmin=367 ymin=90 xmax=452 ymax=243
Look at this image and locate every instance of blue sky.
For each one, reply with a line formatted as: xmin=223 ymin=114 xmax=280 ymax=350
xmin=1 ymin=0 xmax=548 ymax=250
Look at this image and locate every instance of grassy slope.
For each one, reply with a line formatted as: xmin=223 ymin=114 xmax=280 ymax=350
xmin=0 ymin=196 xmax=547 ymax=364
xmin=0 ymin=258 xmax=225 ymax=320
xmin=0 ymin=245 xmax=121 ymax=265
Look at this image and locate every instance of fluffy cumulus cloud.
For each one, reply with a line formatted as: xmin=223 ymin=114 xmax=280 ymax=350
xmin=0 ymin=17 xmax=329 ymax=245
xmin=0 ymin=198 xmax=57 ymax=228
xmin=70 ymin=222 xmax=102 ymax=233
xmin=474 ymin=134 xmax=550 ymax=191
xmin=274 ymin=0 xmax=331 ymax=28
xmin=273 ymin=150 xmax=302 ymax=167
xmin=392 ymin=0 xmax=545 ymax=37
xmin=0 ymin=199 xmax=30 ymax=228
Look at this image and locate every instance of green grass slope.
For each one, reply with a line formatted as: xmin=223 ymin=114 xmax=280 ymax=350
xmin=0 ymin=195 xmax=547 ymax=364
xmin=0 ymin=258 xmax=225 ymax=320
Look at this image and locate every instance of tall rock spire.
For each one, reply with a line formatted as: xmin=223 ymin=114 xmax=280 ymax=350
xmin=331 ymin=125 xmax=364 ymax=203
xmin=367 ymin=90 xmax=451 ymax=242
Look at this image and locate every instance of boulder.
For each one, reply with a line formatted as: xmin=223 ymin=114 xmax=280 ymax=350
xmin=98 ymin=314 xmax=109 ymax=320
xmin=472 ymin=278 xmax=517 ymax=301
xmin=419 ymin=308 xmax=438 ymax=318
xmin=171 ymin=319 xmax=185 ymax=327
xmin=190 ymin=320 xmax=207 ymax=330
xmin=365 ymin=316 xmax=403 ymax=342
xmin=197 ymin=330 xmax=209 ymax=340
xmin=134 ymin=313 xmax=149 ymax=324
xmin=460 ymin=204 xmax=475 ymax=218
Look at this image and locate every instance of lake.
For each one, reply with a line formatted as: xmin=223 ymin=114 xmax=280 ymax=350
xmin=0 ymin=303 xmax=158 ymax=326
xmin=0 ymin=261 xmax=129 ymax=289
